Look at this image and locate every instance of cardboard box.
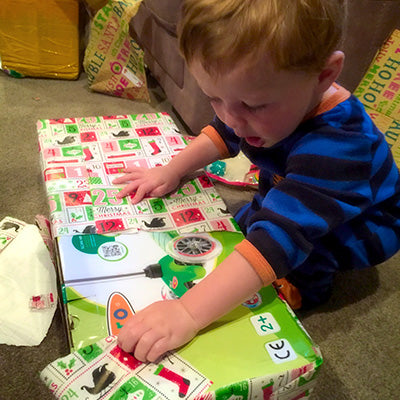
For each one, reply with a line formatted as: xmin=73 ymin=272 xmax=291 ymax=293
xmin=0 ymin=0 xmax=80 ymax=79
xmin=43 ymin=230 xmax=322 ymax=399
xmin=38 ymin=113 xmax=323 ymax=399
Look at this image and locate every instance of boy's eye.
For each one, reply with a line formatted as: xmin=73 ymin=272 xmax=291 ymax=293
xmin=243 ymin=103 xmax=267 ymax=112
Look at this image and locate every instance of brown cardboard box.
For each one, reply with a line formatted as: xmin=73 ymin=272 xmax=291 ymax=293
xmin=0 ymin=0 xmax=80 ymax=79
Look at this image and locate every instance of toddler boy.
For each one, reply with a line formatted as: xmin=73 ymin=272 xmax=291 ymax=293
xmin=114 ymin=0 xmax=400 ymax=362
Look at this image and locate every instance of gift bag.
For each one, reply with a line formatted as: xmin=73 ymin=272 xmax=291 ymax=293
xmin=83 ymin=0 xmax=150 ymax=102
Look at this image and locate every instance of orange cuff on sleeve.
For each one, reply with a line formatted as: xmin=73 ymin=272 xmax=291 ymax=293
xmin=200 ymin=125 xmax=231 ymax=159
xmin=235 ymin=239 xmax=277 ymax=286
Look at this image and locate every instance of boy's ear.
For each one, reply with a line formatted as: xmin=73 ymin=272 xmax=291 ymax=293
xmin=317 ymin=51 xmax=345 ymax=93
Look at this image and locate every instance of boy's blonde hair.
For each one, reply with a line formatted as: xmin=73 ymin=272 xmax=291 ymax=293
xmin=178 ymin=0 xmax=346 ymax=73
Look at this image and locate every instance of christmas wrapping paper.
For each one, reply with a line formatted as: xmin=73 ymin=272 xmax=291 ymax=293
xmin=37 ymin=112 xmax=241 ymax=238
xmin=41 ymin=336 xmax=213 ymax=400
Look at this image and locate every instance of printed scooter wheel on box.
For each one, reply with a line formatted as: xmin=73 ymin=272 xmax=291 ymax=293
xmin=166 ymin=234 xmax=222 ymax=263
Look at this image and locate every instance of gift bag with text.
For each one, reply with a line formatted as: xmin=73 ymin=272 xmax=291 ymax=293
xmin=83 ymin=0 xmax=150 ymax=102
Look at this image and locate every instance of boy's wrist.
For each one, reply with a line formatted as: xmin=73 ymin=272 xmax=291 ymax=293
xmin=177 ymin=297 xmax=203 ymax=332
xmin=163 ymin=162 xmax=185 ymax=181
xmin=166 ymin=133 xmax=221 ymax=180
xmin=179 ymin=250 xmax=265 ymax=330
xmin=179 ymin=291 xmax=211 ymax=331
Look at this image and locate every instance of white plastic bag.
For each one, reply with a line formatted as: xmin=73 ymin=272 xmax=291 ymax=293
xmin=0 ymin=217 xmax=57 ymax=346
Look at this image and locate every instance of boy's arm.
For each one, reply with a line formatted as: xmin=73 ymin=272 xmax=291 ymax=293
xmin=114 ymin=132 xmax=221 ymax=202
xmin=117 ymin=249 xmax=274 ymax=362
xmin=168 ymin=131 xmax=224 ymax=176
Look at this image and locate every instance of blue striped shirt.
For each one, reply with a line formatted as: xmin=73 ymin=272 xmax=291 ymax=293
xmin=209 ymin=94 xmax=400 ymax=278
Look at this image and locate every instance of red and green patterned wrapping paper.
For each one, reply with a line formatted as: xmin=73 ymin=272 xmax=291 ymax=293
xmin=37 ymin=112 xmax=240 ymax=238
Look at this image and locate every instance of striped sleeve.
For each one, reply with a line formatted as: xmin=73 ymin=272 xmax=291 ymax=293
xmin=234 ymin=239 xmax=277 ymax=285
xmin=200 ymin=125 xmax=231 ymax=159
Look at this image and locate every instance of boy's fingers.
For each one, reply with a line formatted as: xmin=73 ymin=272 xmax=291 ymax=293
xmin=149 ymin=183 xmax=170 ymax=198
xmin=147 ymin=337 xmax=169 ymax=363
xmin=112 ymin=166 xmax=145 ymax=184
xmin=118 ymin=330 xmax=138 ymax=354
xmin=134 ymin=330 xmax=162 ymax=362
xmin=131 ymin=183 xmax=153 ymax=204
xmin=118 ymin=317 xmax=147 ymax=354
xmin=116 ymin=182 xmax=139 ymax=198
xmin=112 ymin=172 xmax=131 ymax=184
xmin=112 ymin=176 xmax=126 ymax=184
xmin=112 ymin=173 xmax=137 ymax=184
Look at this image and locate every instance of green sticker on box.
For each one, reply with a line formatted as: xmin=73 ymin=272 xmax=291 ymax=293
xmin=78 ymin=343 xmax=103 ymax=362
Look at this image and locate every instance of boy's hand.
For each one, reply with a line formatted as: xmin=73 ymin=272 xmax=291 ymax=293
xmin=117 ymin=299 xmax=199 ymax=362
xmin=112 ymin=133 xmax=221 ymax=204
xmin=112 ymin=165 xmax=181 ymax=203
xmin=117 ymin=250 xmax=266 ymax=363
